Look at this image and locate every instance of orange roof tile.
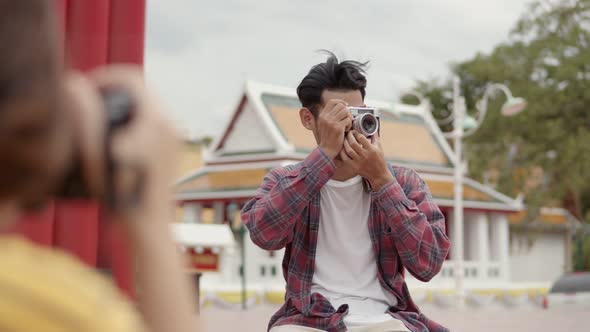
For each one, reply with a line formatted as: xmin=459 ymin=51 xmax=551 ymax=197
xmin=177 ymin=168 xmax=499 ymax=203
xmin=177 ymin=168 xmax=268 ymax=193
xmin=425 ymin=179 xmax=495 ymax=202
xmin=509 ymin=210 xmax=567 ymax=225
xmin=262 ymin=94 xmax=451 ymax=167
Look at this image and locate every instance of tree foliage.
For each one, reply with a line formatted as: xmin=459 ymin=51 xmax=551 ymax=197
xmin=405 ymin=0 xmax=590 ymax=221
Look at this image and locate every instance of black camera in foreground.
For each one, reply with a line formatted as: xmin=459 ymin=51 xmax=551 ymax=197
xmin=55 ymin=88 xmax=140 ymax=209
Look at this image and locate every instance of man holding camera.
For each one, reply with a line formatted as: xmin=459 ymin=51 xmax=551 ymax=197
xmin=241 ymin=53 xmax=451 ymax=332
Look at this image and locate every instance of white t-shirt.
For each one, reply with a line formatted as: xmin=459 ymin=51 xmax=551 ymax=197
xmin=312 ymin=176 xmax=400 ymax=328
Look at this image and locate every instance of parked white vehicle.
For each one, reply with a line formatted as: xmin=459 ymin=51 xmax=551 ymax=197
xmin=545 ymin=272 xmax=590 ymax=309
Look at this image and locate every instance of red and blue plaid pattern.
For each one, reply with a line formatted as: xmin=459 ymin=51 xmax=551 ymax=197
xmin=241 ymin=148 xmax=451 ymax=332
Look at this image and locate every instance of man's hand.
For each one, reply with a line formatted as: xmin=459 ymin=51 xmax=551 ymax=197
xmin=317 ymin=100 xmax=353 ymax=159
xmin=341 ymin=131 xmax=394 ymax=191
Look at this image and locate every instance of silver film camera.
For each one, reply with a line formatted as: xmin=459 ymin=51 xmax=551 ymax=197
xmin=347 ymin=106 xmax=380 ymax=137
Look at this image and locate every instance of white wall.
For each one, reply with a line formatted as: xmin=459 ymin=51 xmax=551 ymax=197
xmin=510 ymin=231 xmax=565 ymax=283
xmin=241 ymin=230 xmax=285 ymax=286
xmin=222 ymin=102 xmax=275 ymax=153
xmin=200 ymin=229 xmax=286 ymax=289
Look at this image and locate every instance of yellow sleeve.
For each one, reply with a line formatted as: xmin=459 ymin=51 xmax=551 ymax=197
xmin=0 ymin=236 xmax=146 ymax=332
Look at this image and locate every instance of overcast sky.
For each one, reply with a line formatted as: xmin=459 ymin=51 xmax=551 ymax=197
xmin=144 ymin=0 xmax=532 ymax=138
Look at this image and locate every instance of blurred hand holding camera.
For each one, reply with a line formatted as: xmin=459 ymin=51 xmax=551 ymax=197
xmin=340 ymin=131 xmax=393 ymax=192
xmin=64 ymin=66 xmax=179 ymax=224
xmin=64 ymin=66 xmax=197 ymax=332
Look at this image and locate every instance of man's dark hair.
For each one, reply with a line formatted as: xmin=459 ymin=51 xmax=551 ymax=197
xmin=297 ymin=51 xmax=368 ymax=116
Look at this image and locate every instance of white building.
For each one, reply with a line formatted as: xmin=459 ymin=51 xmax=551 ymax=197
xmin=174 ymin=81 xmax=580 ymax=308
xmin=170 ymin=223 xmax=236 ymax=281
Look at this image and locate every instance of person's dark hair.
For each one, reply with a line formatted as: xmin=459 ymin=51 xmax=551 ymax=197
xmin=297 ymin=51 xmax=368 ymax=116
xmin=0 ymin=0 xmax=65 ymax=209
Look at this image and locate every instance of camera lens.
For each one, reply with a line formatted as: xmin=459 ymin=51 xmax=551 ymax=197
xmin=360 ymin=114 xmax=378 ymax=136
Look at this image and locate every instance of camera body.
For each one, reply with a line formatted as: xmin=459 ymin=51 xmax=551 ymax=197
xmin=347 ymin=106 xmax=380 ymax=137
xmin=56 ymin=88 xmax=138 ymax=209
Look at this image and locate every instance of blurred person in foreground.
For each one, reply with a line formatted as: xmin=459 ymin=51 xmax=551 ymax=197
xmin=241 ymin=53 xmax=450 ymax=332
xmin=0 ymin=1 xmax=197 ymax=331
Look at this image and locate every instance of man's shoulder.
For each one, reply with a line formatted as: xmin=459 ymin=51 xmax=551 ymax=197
xmin=388 ymin=164 xmax=426 ymax=190
xmin=267 ymin=161 xmax=303 ymax=177
xmin=389 ymin=164 xmax=421 ymax=180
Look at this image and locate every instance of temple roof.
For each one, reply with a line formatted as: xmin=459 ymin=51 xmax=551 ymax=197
xmin=508 ymin=207 xmax=581 ymax=229
xmin=176 ymin=163 xmax=581 ymax=228
xmin=176 ymin=161 xmax=522 ymax=212
xmin=204 ymin=81 xmax=456 ymax=174
xmin=176 ymin=81 xmax=529 ymax=214
xmin=174 ymin=81 xmax=586 ymax=227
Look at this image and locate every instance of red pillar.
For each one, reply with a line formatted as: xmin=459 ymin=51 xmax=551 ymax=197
xmin=108 ymin=0 xmax=146 ymax=65
xmin=7 ymin=0 xmax=146 ymax=299
xmin=65 ymin=0 xmax=111 ymax=71
xmin=53 ymin=202 xmax=100 ymax=266
xmin=102 ymin=0 xmax=147 ymax=299
xmin=52 ymin=0 xmax=113 ymax=267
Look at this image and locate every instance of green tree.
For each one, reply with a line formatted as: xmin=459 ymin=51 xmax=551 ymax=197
xmin=406 ymin=0 xmax=590 ymax=218
xmin=405 ymin=0 xmax=590 ymax=270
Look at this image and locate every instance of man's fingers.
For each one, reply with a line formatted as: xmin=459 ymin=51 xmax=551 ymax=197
xmin=339 ymin=148 xmax=351 ymax=161
xmin=324 ymin=99 xmax=348 ymax=116
xmin=337 ymin=116 xmax=352 ymax=132
xmin=344 ymin=116 xmax=353 ymax=132
xmin=355 ymin=132 xmax=373 ymax=149
xmin=331 ymin=103 xmax=349 ymax=119
xmin=343 ymin=138 xmax=358 ymax=159
xmin=345 ymin=112 xmax=354 ymax=131
xmin=348 ymin=131 xmax=365 ymax=155
xmin=370 ymin=133 xmax=383 ymax=151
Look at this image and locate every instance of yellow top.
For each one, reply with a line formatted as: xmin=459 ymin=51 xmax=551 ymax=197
xmin=0 ymin=236 xmax=145 ymax=332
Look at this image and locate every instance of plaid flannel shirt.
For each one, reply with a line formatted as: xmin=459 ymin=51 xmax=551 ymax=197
xmin=241 ymin=147 xmax=451 ymax=332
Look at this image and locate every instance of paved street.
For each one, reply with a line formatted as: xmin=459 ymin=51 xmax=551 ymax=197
xmin=198 ymin=304 xmax=588 ymax=332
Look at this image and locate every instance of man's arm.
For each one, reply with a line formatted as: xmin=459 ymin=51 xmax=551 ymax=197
xmin=372 ymin=168 xmax=450 ymax=282
xmin=241 ymin=148 xmax=335 ymax=250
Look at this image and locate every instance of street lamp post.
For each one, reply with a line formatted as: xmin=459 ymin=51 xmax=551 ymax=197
xmin=451 ymin=76 xmax=467 ymax=308
xmin=420 ymin=75 xmax=527 ymax=308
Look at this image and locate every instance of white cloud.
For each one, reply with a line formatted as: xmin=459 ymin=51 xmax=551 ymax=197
xmin=144 ymin=0 xmax=532 ymax=138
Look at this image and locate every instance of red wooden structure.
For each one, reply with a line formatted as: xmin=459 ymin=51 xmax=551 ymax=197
xmin=5 ymin=0 xmax=147 ymax=298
